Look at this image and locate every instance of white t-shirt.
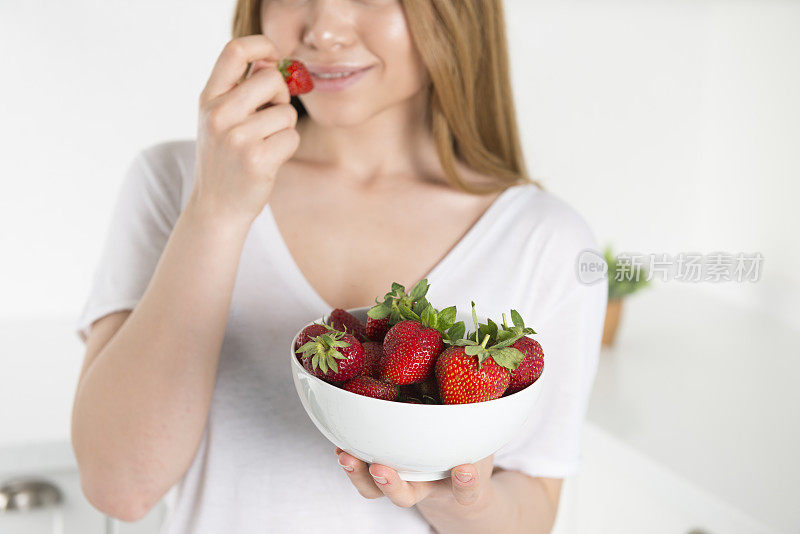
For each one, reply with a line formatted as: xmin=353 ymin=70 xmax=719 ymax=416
xmin=75 ymin=140 xmax=607 ymax=534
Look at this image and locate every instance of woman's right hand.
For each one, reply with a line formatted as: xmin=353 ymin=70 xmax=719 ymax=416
xmin=190 ymin=35 xmax=301 ymax=225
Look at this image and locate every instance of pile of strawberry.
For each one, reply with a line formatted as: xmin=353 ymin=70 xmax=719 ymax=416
xmin=294 ymin=280 xmax=544 ymax=405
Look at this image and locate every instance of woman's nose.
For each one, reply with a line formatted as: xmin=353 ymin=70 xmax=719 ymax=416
xmin=302 ymin=0 xmax=357 ymax=52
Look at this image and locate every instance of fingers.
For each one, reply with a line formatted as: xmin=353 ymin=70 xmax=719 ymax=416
xmin=201 ymin=35 xmax=281 ymax=105
xmin=200 ymin=62 xmax=291 ymax=135
xmin=244 ymin=128 xmax=301 ymax=175
xmin=227 ymin=103 xmax=297 ymax=144
xmin=367 ymin=464 xmax=436 ymax=508
xmin=336 ymin=450 xmax=384 ymax=499
xmin=450 ymin=464 xmax=482 ymax=506
xmin=226 ymin=66 xmax=292 ymax=116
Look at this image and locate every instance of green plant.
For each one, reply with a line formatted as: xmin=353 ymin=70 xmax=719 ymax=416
xmin=604 ymin=246 xmax=650 ymax=300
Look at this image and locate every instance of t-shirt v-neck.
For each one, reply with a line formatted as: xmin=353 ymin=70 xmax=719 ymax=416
xmin=259 ymin=184 xmax=523 ymax=313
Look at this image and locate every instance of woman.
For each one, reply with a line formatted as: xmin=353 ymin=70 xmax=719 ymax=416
xmin=71 ymin=0 xmax=606 ymax=532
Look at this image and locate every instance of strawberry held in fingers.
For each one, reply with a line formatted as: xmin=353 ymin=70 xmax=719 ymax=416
xmin=379 ymin=303 xmax=462 ymax=385
xmin=278 ymin=58 xmax=314 ymax=96
xmin=366 ymin=279 xmax=432 ymax=342
xmin=297 ymin=329 xmax=364 ymax=384
xmin=328 ymin=308 xmax=368 ymax=342
xmin=343 ymin=376 xmax=399 ymax=401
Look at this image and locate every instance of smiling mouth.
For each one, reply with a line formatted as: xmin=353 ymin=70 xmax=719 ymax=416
xmin=309 ymin=67 xmax=372 ymax=79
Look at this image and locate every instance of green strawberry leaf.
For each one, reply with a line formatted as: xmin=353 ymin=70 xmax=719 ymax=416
xmin=464 ymin=345 xmax=483 ymax=356
xmin=367 ymin=301 xmax=392 ymax=319
xmin=408 ymin=279 xmax=429 ymax=301
xmin=327 ymin=357 xmax=339 ymax=374
xmin=477 ymin=319 xmax=498 ymax=345
xmin=398 ymin=302 xmax=420 ymax=322
xmin=420 ymin=303 xmax=436 ymax=328
xmin=412 ymin=296 xmax=429 ymax=316
xmin=330 ymin=339 xmax=351 ymax=348
xmin=489 ymin=347 xmax=524 ymax=370
xmin=437 ymin=306 xmax=457 ymax=330
xmin=490 ymin=336 xmax=520 ymax=350
xmin=470 ymin=301 xmax=479 ymax=331
xmin=446 ymin=321 xmax=466 ymax=342
xmin=318 ymin=353 xmax=329 ymax=374
xmin=391 ymin=282 xmax=405 ymax=293
xmin=511 ymin=309 xmax=524 ymax=328
xmin=297 ymin=340 xmax=317 ymax=353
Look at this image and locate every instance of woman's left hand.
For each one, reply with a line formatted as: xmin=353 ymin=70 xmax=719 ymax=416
xmin=334 ymin=447 xmax=495 ymax=509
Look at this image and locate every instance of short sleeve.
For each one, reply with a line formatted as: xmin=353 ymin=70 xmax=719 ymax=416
xmin=74 ymin=142 xmax=185 ymax=344
xmin=492 ymin=198 xmax=608 ymax=479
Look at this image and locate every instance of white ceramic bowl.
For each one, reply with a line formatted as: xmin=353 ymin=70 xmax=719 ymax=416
xmin=290 ymin=306 xmax=544 ymax=481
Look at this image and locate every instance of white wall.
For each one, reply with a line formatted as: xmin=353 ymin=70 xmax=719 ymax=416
xmin=1 ymin=0 xmax=798 ymax=326
xmin=505 ymin=0 xmax=800 ymax=327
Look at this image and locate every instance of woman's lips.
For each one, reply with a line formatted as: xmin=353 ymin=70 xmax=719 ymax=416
xmin=307 ymin=66 xmax=373 ymax=93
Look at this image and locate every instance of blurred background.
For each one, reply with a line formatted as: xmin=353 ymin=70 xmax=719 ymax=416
xmin=1 ymin=0 xmax=798 ymax=532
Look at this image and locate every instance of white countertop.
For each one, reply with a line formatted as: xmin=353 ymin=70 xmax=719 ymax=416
xmin=587 ymin=284 xmax=800 ymax=533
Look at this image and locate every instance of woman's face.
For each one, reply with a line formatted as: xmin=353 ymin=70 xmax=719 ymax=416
xmin=261 ymin=0 xmax=430 ymax=127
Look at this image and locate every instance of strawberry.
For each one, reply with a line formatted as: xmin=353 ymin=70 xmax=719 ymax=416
xmin=297 ymin=329 xmax=364 ymax=383
xmin=366 ymin=279 xmax=432 ymax=342
xmin=499 ymin=310 xmax=544 ymax=394
xmin=294 ymin=322 xmax=330 ymax=355
xmin=328 ymin=308 xmax=368 ymax=342
xmin=506 ymin=336 xmax=544 ymax=394
xmin=435 ymin=302 xmax=525 ymax=404
xmin=343 ymin=376 xmax=399 ymax=401
xmin=362 ymin=341 xmax=384 ymax=378
xmin=379 ymin=303 xmax=461 ymax=385
xmin=365 ymin=315 xmax=391 ymax=343
xmin=278 ymin=59 xmax=314 ymax=96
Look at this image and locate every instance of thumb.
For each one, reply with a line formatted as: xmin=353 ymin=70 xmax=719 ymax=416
xmin=450 ymin=464 xmax=481 ymax=506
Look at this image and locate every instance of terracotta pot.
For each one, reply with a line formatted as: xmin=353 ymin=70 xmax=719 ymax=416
xmin=602 ymin=298 xmax=623 ymax=346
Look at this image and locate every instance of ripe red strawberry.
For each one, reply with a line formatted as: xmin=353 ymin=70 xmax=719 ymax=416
xmin=362 ymin=341 xmax=384 ymax=378
xmin=278 ymin=58 xmax=314 ymax=96
xmin=365 ymin=315 xmax=390 ymax=343
xmin=297 ymin=330 xmax=364 ymax=383
xmin=498 ymin=309 xmax=544 ymax=395
xmin=506 ymin=336 xmax=544 ymax=394
xmin=435 ymin=345 xmax=514 ymax=404
xmin=379 ymin=307 xmax=455 ymax=386
xmin=366 ymin=279 xmax=432 ymax=342
xmin=328 ymin=308 xmax=368 ymax=342
xmin=380 ymin=320 xmax=442 ymax=384
xmin=295 ymin=323 xmax=330 ymax=354
xmin=342 ymin=376 xmax=399 ymax=401
xmin=435 ymin=302 xmax=525 ymax=404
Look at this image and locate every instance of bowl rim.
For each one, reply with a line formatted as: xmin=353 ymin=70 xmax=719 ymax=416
xmin=289 ymin=307 xmax=544 ymax=408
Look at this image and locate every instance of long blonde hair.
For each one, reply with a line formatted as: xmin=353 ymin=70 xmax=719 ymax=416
xmin=232 ymin=0 xmax=536 ymax=194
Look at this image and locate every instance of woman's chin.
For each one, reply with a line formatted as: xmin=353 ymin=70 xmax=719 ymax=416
xmin=302 ymin=102 xmax=376 ymax=128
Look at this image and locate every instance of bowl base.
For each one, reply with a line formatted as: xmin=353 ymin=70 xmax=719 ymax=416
xmin=397 ymin=470 xmax=450 ymax=482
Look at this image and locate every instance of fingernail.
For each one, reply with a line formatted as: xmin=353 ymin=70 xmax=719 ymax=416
xmin=371 ymin=475 xmax=388 ymax=485
xmin=454 ymin=470 xmax=473 ymax=483
xmin=338 ymin=460 xmax=354 ymax=472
